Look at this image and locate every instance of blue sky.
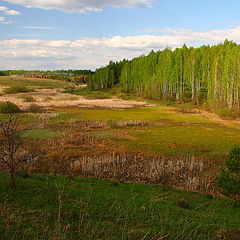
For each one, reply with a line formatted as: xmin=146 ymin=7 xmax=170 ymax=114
xmin=1 ymin=0 xmax=240 ymax=70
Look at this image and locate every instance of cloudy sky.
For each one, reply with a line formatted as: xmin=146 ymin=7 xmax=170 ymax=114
xmin=1 ymin=0 xmax=240 ymax=70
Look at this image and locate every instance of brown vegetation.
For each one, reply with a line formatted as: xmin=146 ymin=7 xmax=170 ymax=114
xmin=26 ymin=121 xmax=218 ymax=195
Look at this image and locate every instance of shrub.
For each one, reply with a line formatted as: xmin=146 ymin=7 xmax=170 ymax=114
xmin=27 ymin=104 xmax=43 ymax=113
xmin=116 ymin=93 xmax=130 ymax=100
xmin=216 ymin=107 xmax=240 ymax=119
xmin=217 ymin=145 xmax=240 ymax=205
xmin=0 ymin=101 xmax=21 ymax=113
xmin=20 ymin=95 xmax=36 ymax=102
xmin=178 ymin=103 xmax=197 ymax=114
xmin=4 ymin=86 xmax=32 ymax=94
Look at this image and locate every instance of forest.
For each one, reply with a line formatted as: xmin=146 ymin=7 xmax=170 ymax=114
xmin=0 ymin=69 xmax=93 ymax=76
xmin=89 ymin=40 xmax=240 ymax=111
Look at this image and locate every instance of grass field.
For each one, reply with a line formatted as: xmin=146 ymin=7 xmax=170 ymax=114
xmin=0 ymin=174 xmax=239 ymax=240
xmin=49 ymin=106 xmax=240 ymax=156
xmin=0 ymin=81 xmax=240 ymax=239
xmin=0 ymin=76 xmax=74 ymax=89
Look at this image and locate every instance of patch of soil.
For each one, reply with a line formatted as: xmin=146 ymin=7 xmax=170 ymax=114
xmin=0 ymin=88 xmax=153 ymax=110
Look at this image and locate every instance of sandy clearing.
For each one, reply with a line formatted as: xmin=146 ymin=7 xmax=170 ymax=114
xmin=0 ymin=88 xmax=154 ymax=110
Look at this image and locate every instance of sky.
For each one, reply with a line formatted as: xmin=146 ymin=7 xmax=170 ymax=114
xmin=1 ymin=0 xmax=240 ymax=70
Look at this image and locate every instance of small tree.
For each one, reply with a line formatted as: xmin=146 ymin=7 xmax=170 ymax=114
xmin=217 ymin=145 xmax=240 ymax=205
xmin=0 ymin=114 xmax=27 ymax=188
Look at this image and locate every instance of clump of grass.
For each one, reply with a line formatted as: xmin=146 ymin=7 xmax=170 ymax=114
xmin=116 ymin=92 xmax=131 ymax=100
xmin=84 ymin=94 xmax=111 ymax=99
xmin=58 ymin=96 xmax=79 ymax=101
xmin=108 ymin=120 xmax=148 ymax=128
xmin=0 ymin=101 xmax=21 ymax=113
xmin=27 ymin=104 xmax=43 ymax=113
xmin=215 ymin=228 xmax=240 ymax=240
xmin=216 ymin=107 xmax=240 ymax=119
xmin=43 ymin=96 xmax=53 ymax=102
xmin=64 ymin=86 xmax=75 ymax=92
xmin=21 ymin=129 xmax=60 ymax=139
xmin=178 ymin=103 xmax=198 ymax=114
xmin=174 ymin=200 xmax=192 ymax=210
xmin=20 ymin=95 xmax=36 ymax=102
xmin=4 ymin=86 xmax=33 ymax=94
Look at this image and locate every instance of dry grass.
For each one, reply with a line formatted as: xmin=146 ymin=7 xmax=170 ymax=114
xmin=0 ymin=88 xmax=152 ymax=110
xmin=27 ymin=127 xmax=218 ymax=195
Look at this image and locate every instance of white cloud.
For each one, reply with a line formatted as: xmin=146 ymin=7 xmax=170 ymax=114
xmin=2 ymin=25 xmax=240 ymax=70
xmin=0 ymin=5 xmax=21 ymax=15
xmin=0 ymin=16 xmax=14 ymax=24
xmin=7 ymin=34 xmax=45 ymax=37
xmin=22 ymin=26 xmax=55 ymax=30
xmin=3 ymin=0 xmax=154 ymax=13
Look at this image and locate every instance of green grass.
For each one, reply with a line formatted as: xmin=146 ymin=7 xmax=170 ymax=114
xmin=21 ymin=129 xmax=61 ymax=140
xmin=50 ymin=106 xmax=240 ymax=156
xmin=93 ymin=125 xmax=240 ymax=156
xmin=3 ymin=86 xmax=32 ymax=94
xmin=0 ymin=76 xmax=74 ymax=89
xmin=52 ymin=106 xmax=211 ymax=123
xmin=0 ymin=174 xmax=239 ymax=240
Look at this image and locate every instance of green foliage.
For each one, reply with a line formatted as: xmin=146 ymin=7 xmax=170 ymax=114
xmin=0 ymin=101 xmax=21 ymax=113
xmin=217 ymin=145 xmax=240 ymax=198
xmin=4 ymin=86 xmax=32 ymax=94
xmin=0 ymin=69 xmax=93 ymax=76
xmin=90 ymin=40 xmax=240 ymax=111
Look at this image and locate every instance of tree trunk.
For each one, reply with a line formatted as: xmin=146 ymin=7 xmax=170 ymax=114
xmin=8 ymin=169 xmax=16 ymax=189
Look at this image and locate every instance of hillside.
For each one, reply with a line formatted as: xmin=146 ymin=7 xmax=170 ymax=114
xmin=0 ymin=174 xmax=239 ymax=240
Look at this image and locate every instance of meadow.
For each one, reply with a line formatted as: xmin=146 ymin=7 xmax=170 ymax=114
xmin=0 ymin=174 xmax=239 ymax=240
xmin=0 ymin=76 xmax=74 ymax=89
xmin=0 ymin=77 xmax=240 ymax=239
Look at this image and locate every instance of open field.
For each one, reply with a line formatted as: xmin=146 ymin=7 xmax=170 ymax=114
xmin=0 ymin=77 xmax=240 ymax=239
xmin=0 ymin=76 xmax=75 ymax=89
xmin=45 ymin=106 xmax=240 ymax=157
xmin=0 ymin=77 xmax=152 ymax=110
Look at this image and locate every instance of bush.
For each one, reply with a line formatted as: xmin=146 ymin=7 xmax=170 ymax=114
xmin=0 ymin=101 xmax=21 ymax=113
xmin=217 ymin=145 xmax=240 ymax=204
xmin=216 ymin=107 xmax=240 ymax=119
xmin=178 ymin=103 xmax=197 ymax=114
xmin=27 ymin=104 xmax=43 ymax=113
xmin=4 ymin=86 xmax=32 ymax=94
xmin=20 ymin=95 xmax=36 ymax=102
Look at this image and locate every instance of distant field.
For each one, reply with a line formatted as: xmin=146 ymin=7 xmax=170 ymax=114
xmin=0 ymin=76 xmax=74 ymax=89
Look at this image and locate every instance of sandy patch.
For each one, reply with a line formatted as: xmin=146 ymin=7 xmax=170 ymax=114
xmin=0 ymin=88 xmax=154 ymax=110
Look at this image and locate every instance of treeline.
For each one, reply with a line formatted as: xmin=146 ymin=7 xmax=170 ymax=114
xmin=89 ymin=40 xmax=240 ymax=109
xmin=0 ymin=69 xmax=94 ymax=76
